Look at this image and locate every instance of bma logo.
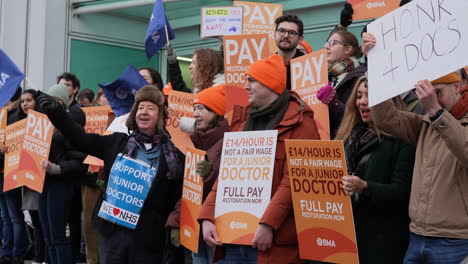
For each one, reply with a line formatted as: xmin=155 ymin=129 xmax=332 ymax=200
xmin=367 ymin=1 xmax=385 ymax=8
xmin=115 ymin=88 xmax=128 ymax=100
xmin=316 ymin=237 xmax=336 ymax=247
xmin=229 ymin=221 xmax=247 ymax=230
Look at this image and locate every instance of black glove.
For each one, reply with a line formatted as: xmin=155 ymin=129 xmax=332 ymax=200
xmin=166 ymin=44 xmax=177 ymax=64
xmin=400 ymin=0 xmax=412 ymax=6
xmin=340 ymin=3 xmax=354 ymax=27
xmin=37 ymin=90 xmax=60 ymax=113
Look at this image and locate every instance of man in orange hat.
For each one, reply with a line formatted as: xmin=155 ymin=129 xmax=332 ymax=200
xmin=371 ymin=72 xmax=468 ymax=263
xmin=199 ymin=55 xmax=320 ymax=264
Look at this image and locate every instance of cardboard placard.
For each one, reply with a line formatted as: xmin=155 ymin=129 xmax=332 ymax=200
xmin=291 ymin=49 xmax=330 ymax=140
xmin=81 ymin=105 xmax=111 ymax=135
xmin=18 ymin=110 xmax=53 ymax=193
xmin=180 ymin=147 xmax=206 ymax=253
xmin=285 ymin=140 xmax=358 ymax=263
xmin=214 ymin=130 xmax=277 ymax=244
xmin=167 ymin=91 xmax=195 ymax=153
xmin=200 ymin=6 xmax=243 ymax=38
xmin=0 ymin=107 xmax=6 ymax=144
xmin=367 ymin=0 xmax=468 ymax=106
xmin=224 ymin=34 xmax=270 ymax=89
xmin=234 ymin=1 xmax=282 ymax=55
xmin=348 ymin=0 xmax=400 ymax=20
xmin=4 ymin=119 xmax=27 ymax=191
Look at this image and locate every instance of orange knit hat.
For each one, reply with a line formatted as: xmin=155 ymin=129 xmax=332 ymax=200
xmin=246 ymin=54 xmax=286 ymax=95
xmin=193 ymin=84 xmax=226 ymax=116
xmin=432 ymin=72 xmax=461 ymax=85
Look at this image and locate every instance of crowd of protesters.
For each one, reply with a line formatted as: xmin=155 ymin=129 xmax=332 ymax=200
xmin=0 ymin=0 xmax=467 ymax=263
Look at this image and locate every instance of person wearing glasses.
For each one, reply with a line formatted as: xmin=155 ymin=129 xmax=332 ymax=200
xmin=274 ymin=14 xmax=305 ymax=91
xmin=317 ymin=29 xmax=367 ymax=138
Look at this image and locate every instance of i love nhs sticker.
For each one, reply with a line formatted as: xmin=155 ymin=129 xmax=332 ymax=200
xmin=98 ymin=154 xmax=157 ymax=229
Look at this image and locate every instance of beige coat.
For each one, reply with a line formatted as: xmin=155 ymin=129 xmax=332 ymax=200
xmin=372 ymin=100 xmax=468 ymax=239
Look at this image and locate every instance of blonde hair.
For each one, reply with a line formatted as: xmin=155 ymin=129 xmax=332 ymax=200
xmin=334 ymin=75 xmax=407 ymax=141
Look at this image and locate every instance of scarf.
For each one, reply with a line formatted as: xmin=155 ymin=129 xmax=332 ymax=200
xmin=127 ymin=130 xmax=182 ymax=180
xmin=450 ymin=86 xmax=468 ymax=119
xmin=328 ymin=56 xmax=359 ymax=77
xmin=243 ymin=91 xmax=291 ymax=131
xmin=345 ymin=123 xmax=378 ymax=174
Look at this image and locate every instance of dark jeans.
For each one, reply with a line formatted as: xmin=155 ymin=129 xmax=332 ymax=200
xmin=38 ymin=181 xmax=74 ymax=264
xmin=404 ymin=232 xmax=468 ymax=264
xmin=99 ymin=227 xmax=162 ymax=264
xmin=0 ymin=193 xmax=13 ymax=257
xmin=3 ymin=189 xmax=27 ymax=257
xmin=68 ymin=185 xmax=82 ymax=261
xmin=30 ymin=210 xmax=48 ymax=262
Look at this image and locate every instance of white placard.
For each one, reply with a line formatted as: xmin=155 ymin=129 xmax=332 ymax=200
xmin=367 ymin=0 xmax=468 ymax=106
xmin=200 ymin=6 xmax=243 ymax=38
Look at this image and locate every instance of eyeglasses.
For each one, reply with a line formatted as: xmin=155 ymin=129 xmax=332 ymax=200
xmin=276 ymin=28 xmax=299 ymax=37
xmin=324 ymin=39 xmax=346 ymax=48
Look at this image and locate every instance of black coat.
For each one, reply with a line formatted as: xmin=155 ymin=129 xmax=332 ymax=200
xmin=46 ymin=106 xmax=184 ymax=251
xmin=346 ymin=135 xmax=415 ymax=264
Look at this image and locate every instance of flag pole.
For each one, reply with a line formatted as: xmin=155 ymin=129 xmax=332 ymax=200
xmin=164 ymin=24 xmax=170 ymax=46
xmin=25 ymin=76 xmax=39 ymax=91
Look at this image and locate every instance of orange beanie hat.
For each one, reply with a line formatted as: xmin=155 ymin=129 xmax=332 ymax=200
xmin=193 ymin=85 xmax=226 ymax=116
xmin=246 ymin=54 xmax=286 ymax=95
xmin=432 ymin=72 xmax=461 ymax=85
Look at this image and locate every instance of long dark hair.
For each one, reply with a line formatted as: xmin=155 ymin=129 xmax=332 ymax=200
xmin=15 ymin=89 xmax=40 ymax=121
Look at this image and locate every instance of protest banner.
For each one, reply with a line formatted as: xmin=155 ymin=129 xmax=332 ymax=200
xmin=18 ymin=110 xmax=53 ymax=193
xmin=82 ymin=105 xmax=111 ymax=135
xmin=234 ymin=1 xmax=282 ymax=54
xmin=285 ymin=139 xmax=358 ymax=263
xmin=0 ymin=107 xmax=6 ymax=144
xmin=291 ymin=49 xmax=330 ymax=140
xmin=367 ymin=0 xmax=468 ymax=106
xmin=98 ymin=154 xmax=156 ymax=229
xmin=200 ymin=6 xmax=243 ymax=38
xmin=225 ymin=85 xmax=249 ymax=125
xmin=105 ymin=113 xmax=129 ymax=135
xmin=348 ymin=0 xmax=399 ymax=20
xmin=180 ymin=147 xmax=206 ymax=253
xmin=0 ymin=49 xmax=25 ymax=109
xmin=214 ymin=130 xmax=277 ymax=244
xmin=224 ymin=34 xmax=270 ymax=88
xmin=167 ymin=90 xmax=195 ymax=153
xmin=4 ymin=119 xmax=26 ymax=191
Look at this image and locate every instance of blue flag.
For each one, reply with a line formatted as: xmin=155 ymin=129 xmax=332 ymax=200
xmin=0 ymin=49 xmax=25 ymax=109
xmin=99 ymin=65 xmax=148 ymax=117
xmin=145 ymin=0 xmax=175 ymax=59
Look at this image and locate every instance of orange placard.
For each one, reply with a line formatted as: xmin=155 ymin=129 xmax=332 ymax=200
xmin=163 ymin=82 xmax=173 ymax=96
xmin=81 ymin=105 xmax=111 ymax=135
xmin=214 ymin=130 xmax=277 ymax=244
xmin=234 ymin=1 xmax=282 ymax=55
xmin=18 ymin=110 xmax=53 ymax=193
xmin=224 ymin=34 xmax=270 ymax=88
xmin=348 ymin=0 xmax=400 ymax=20
xmin=285 ymin=140 xmax=358 ymax=263
xmin=291 ymin=49 xmax=330 ymax=140
xmin=180 ymin=147 xmax=206 ymax=253
xmin=167 ymin=91 xmax=195 ymax=153
xmin=4 ymin=119 xmax=27 ymax=191
xmin=0 ymin=107 xmax=6 ymax=144
xmin=225 ymin=85 xmax=249 ymax=125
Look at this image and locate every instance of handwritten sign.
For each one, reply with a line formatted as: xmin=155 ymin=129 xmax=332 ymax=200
xmin=234 ymin=1 xmax=282 ymax=54
xmin=348 ymin=0 xmax=399 ymax=20
xmin=367 ymin=0 xmax=468 ymax=106
xmin=200 ymin=7 xmax=243 ymax=38
xmin=18 ymin=110 xmax=53 ymax=193
xmin=167 ymin=90 xmax=195 ymax=153
xmin=214 ymin=130 xmax=277 ymax=244
xmin=98 ymin=154 xmax=157 ymax=229
xmin=4 ymin=119 xmax=26 ymax=191
xmin=224 ymin=34 xmax=270 ymax=88
xmin=285 ymin=140 xmax=358 ymax=263
xmin=180 ymin=147 xmax=205 ymax=253
xmin=0 ymin=107 xmax=6 ymax=144
xmin=81 ymin=105 xmax=111 ymax=135
xmin=291 ymin=49 xmax=330 ymax=140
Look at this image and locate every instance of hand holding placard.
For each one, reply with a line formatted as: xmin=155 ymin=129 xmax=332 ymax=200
xmin=202 ymin=220 xmax=222 ymax=247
